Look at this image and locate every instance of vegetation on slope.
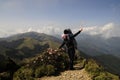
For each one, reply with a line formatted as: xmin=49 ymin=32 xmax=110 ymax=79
xmin=13 ymin=48 xmax=119 ymax=80
xmin=13 ymin=49 xmax=69 ymax=80
xmin=85 ymin=59 xmax=119 ymax=80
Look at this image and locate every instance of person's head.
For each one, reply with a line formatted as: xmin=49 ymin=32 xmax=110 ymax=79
xmin=64 ymin=29 xmax=72 ymax=34
xmin=64 ymin=29 xmax=69 ymax=34
xmin=67 ymin=29 xmax=72 ymax=34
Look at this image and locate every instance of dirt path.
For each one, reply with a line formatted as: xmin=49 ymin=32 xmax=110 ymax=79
xmin=39 ymin=69 xmax=91 ymax=80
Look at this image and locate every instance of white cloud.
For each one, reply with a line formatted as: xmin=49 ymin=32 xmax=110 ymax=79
xmin=102 ymin=23 xmax=114 ymax=31
xmin=82 ymin=23 xmax=120 ymax=38
xmin=0 ymin=22 xmax=120 ymax=38
xmin=0 ymin=29 xmax=9 ymax=37
xmin=28 ymin=26 xmax=64 ymax=35
xmin=27 ymin=27 xmax=32 ymax=32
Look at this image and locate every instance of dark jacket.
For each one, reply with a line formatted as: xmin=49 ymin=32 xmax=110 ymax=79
xmin=59 ymin=30 xmax=81 ymax=49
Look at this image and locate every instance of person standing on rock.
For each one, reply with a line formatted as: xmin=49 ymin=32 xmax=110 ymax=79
xmin=59 ymin=28 xmax=83 ymax=70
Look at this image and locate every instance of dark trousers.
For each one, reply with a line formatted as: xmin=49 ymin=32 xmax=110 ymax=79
xmin=67 ymin=48 xmax=75 ymax=69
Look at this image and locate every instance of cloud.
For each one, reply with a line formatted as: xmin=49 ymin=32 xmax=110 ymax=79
xmin=82 ymin=23 xmax=120 ymax=38
xmin=0 ymin=26 xmax=31 ymax=37
xmin=26 ymin=26 xmax=64 ymax=35
xmin=27 ymin=27 xmax=32 ymax=32
xmin=0 ymin=24 xmax=63 ymax=38
xmin=0 ymin=22 xmax=120 ymax=38
xmin=0 ymin=29 xmax=9 ymax=37
xmin=25 ymin=23 xmax=120 ymax=39
xmin=83 ymin=23 xmax=113 ymax=35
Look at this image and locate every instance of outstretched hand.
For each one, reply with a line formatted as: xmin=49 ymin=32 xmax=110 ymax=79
xmin=80 ymin=28 xmax=83 ymax=32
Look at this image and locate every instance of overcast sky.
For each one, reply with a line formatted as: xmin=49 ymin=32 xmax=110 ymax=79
xmin=0 ymin=0 xmax=120 ymax=38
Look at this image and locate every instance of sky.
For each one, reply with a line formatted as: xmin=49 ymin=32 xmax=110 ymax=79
xmin=0 ymin=0 xmax=120 ymax=38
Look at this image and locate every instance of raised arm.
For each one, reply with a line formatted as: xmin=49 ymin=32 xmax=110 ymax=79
xmin=72 ymin=28 xmax=83 ymax=38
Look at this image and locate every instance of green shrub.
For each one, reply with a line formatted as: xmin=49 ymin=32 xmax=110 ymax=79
xmin=85 ymin=59 xmax=119 ymax=80
xmin=94 ymin=72 xmax=112 ymax=80
xmin=46 ymin=65 xmax=55 ymax=76
xmin=85 ymin=59 xmax=103 ymax=77
xmin=35 ymin=65 xmax=55 ymax=78
xmin=94 ymin=72 xmax=119 ymax=80
xmin=35 ymin=65 xmax=46 ymax=77
xmin=13 ymin=67 xmax=34 ymax=80
xmin=95 ymin=76 xmax=111 ymax=80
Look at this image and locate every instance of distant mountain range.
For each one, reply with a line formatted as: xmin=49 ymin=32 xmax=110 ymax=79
xmin=1 ymin=32 xmax=120 ymax=58
xmin=77 ymin=34 xmax=120 ymax=58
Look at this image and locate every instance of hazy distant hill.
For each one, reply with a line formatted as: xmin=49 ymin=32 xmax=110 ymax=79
xmin=77 ymin=34 xmax=120 ymax=57
xmin=76 ymin=34 xmax=120 ymax=75
xmin=93 ymin=54 xmax=120 ymax=75
xmin=0 ymin=32 xmax=61 ymax=63
xmin=0 ymin=32 xmax=61 ymax=42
